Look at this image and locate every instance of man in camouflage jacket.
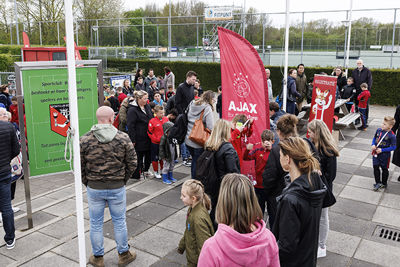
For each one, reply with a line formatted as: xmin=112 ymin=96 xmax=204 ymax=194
xmin=80 ymin=106 xmax=137 ymax=267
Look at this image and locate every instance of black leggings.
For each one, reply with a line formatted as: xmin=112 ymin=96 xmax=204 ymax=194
xmin=132 ymin=150 xmax=151 ymax=179
xmin=374 ymin=165 xmax=389 ymax=185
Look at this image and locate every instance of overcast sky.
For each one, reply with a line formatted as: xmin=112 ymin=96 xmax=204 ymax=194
xmin=124 ymin=0 xmax=400 ymax=26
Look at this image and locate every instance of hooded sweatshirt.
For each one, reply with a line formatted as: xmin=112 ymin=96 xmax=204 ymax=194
xmin=185 ymin=101 xmax=214 ymax=149
xmin=198 ymin=220 xmax=280 ymax=267
xmin=80 ymin=124 xmax=137 ymax=189
xmin=273 ymin=173 xmax=326 ymax=267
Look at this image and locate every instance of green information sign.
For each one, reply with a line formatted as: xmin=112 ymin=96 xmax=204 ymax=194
xmin=22 ymin=67 xmax=98 ymax=176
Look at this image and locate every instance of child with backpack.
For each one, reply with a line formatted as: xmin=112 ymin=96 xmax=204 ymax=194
xmin=159 ymin=121 xmax=178 ymax=185
xmin=177 ymin=179 xmax=215 ymax=266
xmin=148 ymin=105 xmax=169 ymax=179
xmin=231 ymin=114 xmax=254 ymax=172
xmin=243 ymin=129 xmax=274 ymax=215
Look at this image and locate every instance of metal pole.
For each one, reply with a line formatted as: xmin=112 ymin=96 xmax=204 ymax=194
xmin=157 ymin=24 xmax=159 ymax=57
xmin=301 ymin=12 xmax=304 ymax=63
xmin=57 ymin=22 xmax=60 ymax=46
xmin=262 ymin=14 xmax=265 ymax=62
xmin=142 ymin=18 xmax=145 ymax=48
xmin=39 ymin=22 xmax=42 ymax=45
xmin=196 ymin=16 xmax=199 ymax=62
xmin=14 ymin=0 xmax=20 ymax=45
xmin=118 ymin=19 xmax=121 ymax=47
xmin=64 ymin=1 xmax=86 ymax=266
xmin=242 ymin=0 xmax=246 ymax=38
xmin=96 ymin=20 xmax=99 ymax=48
xmin=283 ymin=0 xmax=290 ymax=112
xmin=345 ymin=0 xmax=353 ymax=77
xmin=364 ymin=28 xmax=367 ymax=50
xmin=75 ymin=20 xmax=79 ymax=46
xmin=10 ymin=23 xmax=13 ymax=45
xmin=390 ymin=9 xmax=397 ymax=69
xmin=168 ymin=0 xmax=172 ymax=58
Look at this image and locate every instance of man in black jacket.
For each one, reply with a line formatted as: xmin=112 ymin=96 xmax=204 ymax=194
xmin=175 ymin=71 xmax=197 ymax=114
xmin=352 ymin=59 xmax=372 ymax=124
xmin=0 ymin=107 xmax=20 ymax=249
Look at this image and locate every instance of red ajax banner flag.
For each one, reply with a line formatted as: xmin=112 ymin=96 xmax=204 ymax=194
xmin=309 ymin=75 xmax=337 ymax=131
xmin=218 ymin=27 xmax=270 ymax=183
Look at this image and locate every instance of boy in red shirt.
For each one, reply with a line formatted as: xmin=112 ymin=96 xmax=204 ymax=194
xmin=243 ymin=129 xmax=274 ymax=215
xmin=231 ymin=114 xmax=254 ymax=172
xmin=357 ymin=83 xmax=371 ymax=131
xmin=148 ymin=105 xmax=169 ymax=180
xmin=9 ymin=96 xmax=19 ymax=124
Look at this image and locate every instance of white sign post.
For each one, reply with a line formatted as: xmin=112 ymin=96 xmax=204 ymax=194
xmin=282 ymin=0 xmax=290 ymax=112
xmin=64 ymin=0 xmax=86 ymax=266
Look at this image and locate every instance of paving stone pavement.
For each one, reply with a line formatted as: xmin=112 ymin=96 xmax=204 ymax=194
xmin=0 ymin=104 xmax=399 ymax=266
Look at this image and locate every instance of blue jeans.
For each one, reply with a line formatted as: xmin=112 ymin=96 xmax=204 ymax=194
xmin=286 ymin=101 xmax=296 ymax=114
xmin=180 ymin=143 xmax=190 ymax=160
xmin=0 ymin=173 xmax=15 ymax=243
xmin=186 ymin=146 xmax=204 ymax=179
xmin=359 ymin=108 xmax=367 ymax=128
xmin=87 ymin=186 xmax=129 ymax=255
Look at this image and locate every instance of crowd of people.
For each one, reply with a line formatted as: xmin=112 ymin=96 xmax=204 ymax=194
xmin=0 ymin=60 xmax=399 ymax=267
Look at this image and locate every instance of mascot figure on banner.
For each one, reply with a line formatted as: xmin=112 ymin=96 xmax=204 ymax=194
xmin=312 ymin=87 xmax=333 ymax=121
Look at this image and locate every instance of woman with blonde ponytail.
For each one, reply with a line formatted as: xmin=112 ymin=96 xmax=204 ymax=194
xmin=273 ymin=137 xmax=327 ymax=267
xmin=177 ymin=179 xmax=214 ymax=267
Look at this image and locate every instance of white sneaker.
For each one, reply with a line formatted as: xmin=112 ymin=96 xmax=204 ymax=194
xmin=12 ymin=206 xmax=20 ymax=213
xmin=144 ymin=172 xmax=154 ymax=179
xmin=317 ymin=246 xmax=326 ymax=258
xmin=154 ymin=172 xmax=162 ymax=179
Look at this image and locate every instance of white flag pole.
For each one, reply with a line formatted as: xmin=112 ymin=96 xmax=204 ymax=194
xmin=64 ymin=0 xmax=86 ymax=266
xmin=282 ymin=0 xmax=290 ymax=111
xmin=345 ymin=0 xmax=353 ymax=77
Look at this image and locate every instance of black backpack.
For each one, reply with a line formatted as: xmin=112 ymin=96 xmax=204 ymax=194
xmin=195 ymin=150 xmax=218 ymax=195
xmin=168 ymin=101 xmax=192 ymax=144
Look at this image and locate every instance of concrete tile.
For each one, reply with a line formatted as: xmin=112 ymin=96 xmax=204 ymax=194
xmin=150 ymin=189 xmax=185 ymax=209
xmin=340 ymin=148 xmax=370 ymax=159
xmin=163 ymin=249 xmax=187 ymax=265
xmin=0 ymin=254 xmax=16 ymax=266
xmin=330 ymin=197 xmax=377 ymax=221
xmin=126 ymin=190 xmax=149 ymax=205
xmin=338 ymin=155 xmax=366 ymax=166
xmin=332 ymin=183 xmax=345 ymax=198
xmin=326 ymin=230 xmax=361 ymax=257
xmin=341 ymin=128 xmax=360 ymax=137
xmin=14 ymin=211 xmax=57 ymax=230
xmin=316 ymin=251 xmax=351 ymax=267
xmin=362 ymin=156 xmax=396 ymax=171
xmin=372 ymin=206 xmax=400 ymax=228
xmin=103 ymin=248 xmax=159 ymax=267
xmin=131 ymin=180 xmax=169 ymax=195
xmin=39 ymin=216 xmax=87 ymax=239
xmin=339 ymin=185 xmax=383 ymax=205
xmin=171 ymin=171 xmax=189 ymax=180
xmin=151 ymin=259 xmax=183 ymax=267
xmin=52 ymin=231 xmax=115 ymax=262
xmin=352 ymin=137 xmax=374 ymax=145
xmin=131 ymin=226 xmax=182 ymax=258
xmin=390 ymin=171 xmax=400 ymax=182
xmin=337 ymin=163 xmax=359 ymax=174
xmin=30 ymin=196 xmax=57 ymax=210
xmin=104 ymin=216 xmax=151 ymax=239
xmin=0 ymin=232 xmax=59 ymax=261
xmin=349 ymin=258 xmax=382 ymax=267
xmin=157 ymin=209 xmax=187 ymax=234
xmin=334 ymin=172 xmax=353 ymax=185
xmin=43 ymin=199 xmax=87 ymax=218
xmin=354 ymin=239 xmax=400 ymax=267
xmin=329 ymin=211 xmax=372 ymax=237
xmin=348 ymin=175 xmax=376 ymax=190
xmin=127 ymin=202 xmax=177 ymax=225
xmin=345 ymin=142 xmax=372 ymax=151
xmin=355 ymin=166 xmax=375 ymax=178
xmin=385 ymin=181 xmax=400 ymax=196
xmin=20 ymin=251 xmax=78 ymax=267
xmin=381 ymin=193 xmax=400 ymax=210
xmin=45 ymin=186 xmax=75 ymax=200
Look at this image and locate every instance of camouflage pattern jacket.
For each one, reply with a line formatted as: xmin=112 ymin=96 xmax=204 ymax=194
xmin=80 ymin=124 xmax=137 ymax=189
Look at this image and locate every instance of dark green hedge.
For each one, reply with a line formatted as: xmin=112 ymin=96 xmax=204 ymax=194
xmin=107 ymin=58 xmax=400 ymax=106
xmin=0 ymin=45 xmax=22 ymax=55
xmin=0 ymin=54 xmax=14 ymax=72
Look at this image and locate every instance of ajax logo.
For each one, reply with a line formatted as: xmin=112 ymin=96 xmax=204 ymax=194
xmin=233 ymin=73 xmax=250 ymax=98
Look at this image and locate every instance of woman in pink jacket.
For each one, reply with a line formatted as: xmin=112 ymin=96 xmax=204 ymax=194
xmin=198 ymin=173 xmax=280 ymax=267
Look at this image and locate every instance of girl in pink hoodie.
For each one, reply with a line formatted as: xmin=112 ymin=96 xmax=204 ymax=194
xmin=198 ymin=174 xmax=280 ymax=267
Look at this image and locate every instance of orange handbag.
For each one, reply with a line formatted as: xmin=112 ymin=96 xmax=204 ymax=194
xmin=189 ymin=109 xmax=211 ymax=146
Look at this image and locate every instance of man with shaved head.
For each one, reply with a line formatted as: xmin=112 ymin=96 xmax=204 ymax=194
xmin=80 ymin=105 xmax=137 ymax=267
xmin=352 ymin=59 xmax=373 ymax=125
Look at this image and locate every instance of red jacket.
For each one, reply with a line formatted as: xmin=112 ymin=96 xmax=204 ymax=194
xmin=231 ymin=123 xmax=253 ymax=172
xmin=9 ymin=104 xmax=19 ymax=124
xmin=118 ymin=93 xmax=127 ymax=104
xmin=357 ymin=90 xmax=371 ymax=109
xmin=243 ymin=147 xmax=270 ymax=189
xmin=147 ymin=117 xmax=169 ymax=144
